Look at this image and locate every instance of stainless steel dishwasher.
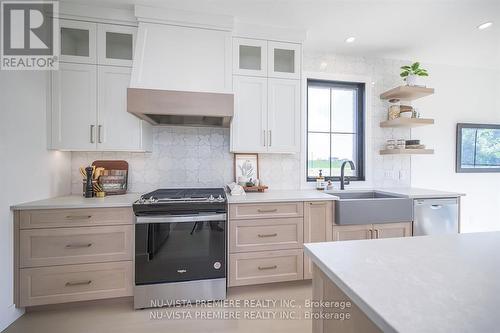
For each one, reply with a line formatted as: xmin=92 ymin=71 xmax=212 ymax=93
xmin=413 ymin=198 xmax=459 ymax=235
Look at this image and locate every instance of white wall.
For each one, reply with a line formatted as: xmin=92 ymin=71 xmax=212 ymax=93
xmin=0 ymin=71 xmax=71 ymax=331
xmin=411 ymin=64 xmax=500 ymax=233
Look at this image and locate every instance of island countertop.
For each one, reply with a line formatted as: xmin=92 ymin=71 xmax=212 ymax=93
xmin=304 ymin=232 xmax=500 ymax=333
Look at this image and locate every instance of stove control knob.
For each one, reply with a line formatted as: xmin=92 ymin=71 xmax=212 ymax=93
xmin=208 ymin=195 xmax=215 ymax=202
xmin=217 ymin=195 xmax=224 ymax=202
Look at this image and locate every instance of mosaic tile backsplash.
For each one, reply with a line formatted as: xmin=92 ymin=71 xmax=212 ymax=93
xmin=71 ymin=126 xmax=300 ymax=194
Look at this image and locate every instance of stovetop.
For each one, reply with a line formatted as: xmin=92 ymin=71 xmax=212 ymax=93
xmin=133 ymin=188 xmax=227 ymax=216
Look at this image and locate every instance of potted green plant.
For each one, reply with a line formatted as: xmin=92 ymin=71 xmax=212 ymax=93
xmin=400 ymin=62 xmax=428 ymax=86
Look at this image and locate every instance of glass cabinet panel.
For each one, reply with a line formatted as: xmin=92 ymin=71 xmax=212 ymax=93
xmin=239 ymin=45 xmax=262 ymax=70
xmin=268 ymin=41 xmax=301 ymax=79
xmin=233 ymin=38 xmax=267 ymax=77
xmin=106 ymin=32 xmax=133 ymax=61
xmin=59 ymin=19 xmax=97 ymax=64
xmin=61 ymin=28 xmax=89 ymax=57
xmin=274 ymin=48 xmax=295 ymax=73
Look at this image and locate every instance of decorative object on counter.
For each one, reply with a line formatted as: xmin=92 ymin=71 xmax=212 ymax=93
xmin=84 ymin=166 xmax=94 ymax=198
xmin=386 ymin=139 xmax=396 ymax=150
xmin=400 ymin=62 xmax=429 ymax=86
xmin=226 ymin=182 xmax=246 ymax=196
xmin=326 ymin=180 xmax=334 ymax=191
xmin=234 ymin=153 xmax=259 ymax=182
xmin=243 ymin=185 xmax=269 ymax=192
xmin=92 ymin=160 xmax=128 ymax=195
xmin=316 ymin=169 xmax=326 ymax=190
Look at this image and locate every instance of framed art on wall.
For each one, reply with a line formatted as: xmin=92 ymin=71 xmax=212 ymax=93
xmin=234 ymin=153 xmax=259 ymax=183
xmin=456 ymin=123 xmax=500 ymax=173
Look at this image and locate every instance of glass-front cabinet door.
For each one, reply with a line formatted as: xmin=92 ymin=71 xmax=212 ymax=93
xmin=233 ymin=38 xmax=267 ymax=77
xmin=59 ymin=19 xmax=97 ymax=64
xmin=268 ymin=41 xmax=301 ymax=79
xmin=97 ymin=24 xmax=136 ymax=67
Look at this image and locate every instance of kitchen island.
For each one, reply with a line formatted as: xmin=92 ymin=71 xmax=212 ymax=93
xmin=304 ymin=232 xmax=500 ymax=333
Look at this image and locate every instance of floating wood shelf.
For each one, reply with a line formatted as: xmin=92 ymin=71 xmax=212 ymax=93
xmin=380 ymin=86 xmax=434 ymax=101
xmin=380 ymin=118 xmax=435 ymax=128
xmin=380 ymin=149 xmax=434 ymax=155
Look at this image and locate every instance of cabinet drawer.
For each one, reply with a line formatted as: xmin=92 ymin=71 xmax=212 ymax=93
xmin=229 ymin=249 xmax=303 ymax=287
xmin=20 ymin=225 xmax=133 ymax=268
xmin=19 ymin=208 xmax=133 ymax=229
xmin=230 ymin=218 xmax=303 ymax=253
xmin=230 ymin=202 xmax=303 ymax=220
xmin=19 ymin=261 xmax=133 ymax=307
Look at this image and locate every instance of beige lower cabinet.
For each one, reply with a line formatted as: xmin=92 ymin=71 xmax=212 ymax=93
xmin=14 ymin=207 xmax=134 ymax=308
xmin=229 ymin=249 xmax=303 ymax=287
xmin=332 ymin=222 xmax=412 ymax=241
xmin=303 ymin=201 xmax=333 ymax=279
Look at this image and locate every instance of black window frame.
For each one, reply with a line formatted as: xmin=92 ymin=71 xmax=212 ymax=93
xmin=306 ymin=79 xmax=365 ymax=182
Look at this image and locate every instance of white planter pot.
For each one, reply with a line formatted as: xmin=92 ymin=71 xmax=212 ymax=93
xmin=406 ymin=74 xmax=418 ymax=86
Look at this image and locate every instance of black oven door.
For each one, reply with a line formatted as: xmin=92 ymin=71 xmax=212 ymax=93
xmin=135 ymin=213 xmax=226 ymax=285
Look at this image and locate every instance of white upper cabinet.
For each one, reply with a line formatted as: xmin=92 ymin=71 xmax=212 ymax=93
xmin=267 ymin=78 xmax=300 ymax=153
xmin=231 ymin=76 xmax=268 ymax=153
xmin=97 ymin=66 xmax=152 ymax=151
xmin=131 ymin=23 xmax=232 ymax=93
xmin=268 ymin=41 xmax=301 ymax=79
xmin=97 ymin=24 xmax=136 ymax=67
xmin=233 ymin=38 xmax=267 ymax=77
xmin=51 ymin=62 xmax=97 ymax=150
xmin=59 ymin=19 xmax=97 ymax=64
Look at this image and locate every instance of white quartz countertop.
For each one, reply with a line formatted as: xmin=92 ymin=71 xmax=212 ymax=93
xmin=304 ymin=232 xmax=500 ymax=333
xmin=373 ymin=187 xmax=465 ymax=199
xmin=11 ymin=193 xmax=141 ymax=210
xmin=226 ymin=190 xmax=338 ymax=203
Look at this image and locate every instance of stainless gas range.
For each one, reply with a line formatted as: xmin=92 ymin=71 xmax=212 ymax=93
xmin=133 ymin=188 xmax=227 ymax=309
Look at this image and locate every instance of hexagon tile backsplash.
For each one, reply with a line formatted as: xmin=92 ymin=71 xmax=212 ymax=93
xmin=71 ymin=126 xmax=301 ymax=194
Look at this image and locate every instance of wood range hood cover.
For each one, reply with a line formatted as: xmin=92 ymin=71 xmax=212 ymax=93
xmin=127 ymin=88 xmax=233 ymax=127
xmin=128 ymin=6 xmax=234 ymax=127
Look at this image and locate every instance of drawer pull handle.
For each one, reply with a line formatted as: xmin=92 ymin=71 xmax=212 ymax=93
xmin=65 ymin=280 xmax=92 ymax=287
xmin=258 ymin=265 xmax=277 ymax=271
xmin=257 ymin=209 xmax=278 ymax=213
xmin=65 ymin=215 xmax=92 ymax=220
xmin=258 ymin=233 xmax=278 ymax=238
xmin=65 ymin=243 xmax=93 ymax=249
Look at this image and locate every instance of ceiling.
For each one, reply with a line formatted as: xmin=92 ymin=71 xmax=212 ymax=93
xmin=64 ymin=0 xmax=500 ymax=69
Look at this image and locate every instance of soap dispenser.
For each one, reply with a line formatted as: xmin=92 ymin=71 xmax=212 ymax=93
xmin=316 ymin=169 xmax=326 ymax=190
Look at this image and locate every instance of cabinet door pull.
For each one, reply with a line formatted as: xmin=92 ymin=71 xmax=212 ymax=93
xmin=90 ymin=125 xmax=95 ymax=143
xmin=258 ymin=233 xmax=278 ymax=238
xmin=263 ymin=130 xmax=266 ymax=147
xmin=257 ymin=208 xmax=278 ymax=213
xmin=309 ymin=202 xmax=325 ymax=206
xmin=65 ymin=243 xmax=93 ymax=249
xmin=65 ymin=280 xmax=92 ymax=287
xmin=65 ymin=215 xmax=92 ymax=220
xmin=258 ymin=265 xmax=277 ymax=271
xmin=269 ymin=130 xmax=272 ymax=147
xmin=98 ymin=125 xmax=103 ymax=143
xmin=369 ymin=229 xmax=373 ymax=239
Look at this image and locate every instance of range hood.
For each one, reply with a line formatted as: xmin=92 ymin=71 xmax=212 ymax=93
xmin=127 ymin=88 xmax=233 ymax=127
xmin=127 ymin=7 xmax=234 ymax=128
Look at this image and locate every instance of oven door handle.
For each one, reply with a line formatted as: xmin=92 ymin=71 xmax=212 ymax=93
xmin=136 ymin=213 xmax=227 ymax=224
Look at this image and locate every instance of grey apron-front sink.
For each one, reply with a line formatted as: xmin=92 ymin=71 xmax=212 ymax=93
xmin=329 ymin=191 xmax=413 ymax=225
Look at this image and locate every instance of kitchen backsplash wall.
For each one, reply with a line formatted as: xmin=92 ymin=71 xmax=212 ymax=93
xmin=71 ymin=127 xmax=300 ymax=194
xmin=72 ymin=54 xmax=412 ymax=194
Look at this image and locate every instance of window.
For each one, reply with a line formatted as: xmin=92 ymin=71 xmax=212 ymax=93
xmin=306 ymin=79 xmax=365 ymax=181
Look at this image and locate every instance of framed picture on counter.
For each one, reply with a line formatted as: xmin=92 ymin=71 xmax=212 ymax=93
xmin=234 ymin=153 xmax=259 ymax=183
